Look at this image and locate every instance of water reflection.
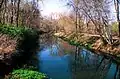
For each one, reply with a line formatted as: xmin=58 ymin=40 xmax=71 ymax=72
xmin=38 ymin=45 xmax=72 ymax=79
xmin=36 ymin=34 xmax=120 ymax=79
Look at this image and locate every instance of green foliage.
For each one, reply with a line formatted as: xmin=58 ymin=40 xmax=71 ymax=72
xmin=112 ymin=22 xmax=118 ymax=33
xmin=60 ymin=37 xmax=92 ymax=50
xmin=8 ymin=69 xmax=48 ymax=79
xmin=69 ymin=40 xmax=80 ymax=46
xmin=84 ymin=43 xmax=92 ymax=49
xmin=0 ymin=24 xmax=37 ymax=38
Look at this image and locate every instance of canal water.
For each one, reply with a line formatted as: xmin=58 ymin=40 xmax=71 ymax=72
xmin=33 ymin=34 xmax=120 ymax=79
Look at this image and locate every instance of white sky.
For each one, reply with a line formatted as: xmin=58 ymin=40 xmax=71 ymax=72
xmin=38 ymin=0 xmax=117 ymax=21
xmin=39 ymin=0 xmax=69 ymax=17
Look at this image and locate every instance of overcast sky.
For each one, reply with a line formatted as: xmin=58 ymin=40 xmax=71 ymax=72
xmin=38 ymin=0 xmax=117 ymax=21
xmin=39 ymin=0 xmax=69 ymax=17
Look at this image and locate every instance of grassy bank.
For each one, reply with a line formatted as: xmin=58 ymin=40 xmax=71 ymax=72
xmin=55 ymin=32 xmax=95 ymax=49
xmin=54 ymin=32 xmax=120 ymax=62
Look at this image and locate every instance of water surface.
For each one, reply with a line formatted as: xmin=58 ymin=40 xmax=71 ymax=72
xmin=35 ymin=34 xmax=120 ymax=79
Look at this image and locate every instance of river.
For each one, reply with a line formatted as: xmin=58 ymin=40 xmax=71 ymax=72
xmin=31 ymin=34 xmax=120 ymax=79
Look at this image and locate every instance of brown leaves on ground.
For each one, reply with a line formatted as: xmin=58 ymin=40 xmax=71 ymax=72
xmin=92 ymin=39 xmax=103 ymax=50
xmin=92 ymin=39 xmax=120 ymax=55
xmin=0 ymin=34 xmax=17 ymax=55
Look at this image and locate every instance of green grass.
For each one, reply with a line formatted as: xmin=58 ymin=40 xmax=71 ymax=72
xmin=60 ymin=36 xmax=92 ymax=49
xmin=8 ymin=69 xmax=48 ymax=79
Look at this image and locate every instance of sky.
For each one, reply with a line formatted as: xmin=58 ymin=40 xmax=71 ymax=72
xmin=39 ymin=0 xmax=69 ymax=17
xmin=38 ymin=0 xmax=117 ymax=21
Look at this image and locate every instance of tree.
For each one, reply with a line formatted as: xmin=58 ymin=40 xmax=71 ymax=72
xmin=67 ymin=0 xmax=80 ymax=34
xmin=67 ymin=0 xmax=113 ymax=45
xmin=0 ymin=0 xmax=4 ymax=9
xmin=0 ymin=0 xmax=5 ymax=23
xmin=16 ymin=0 xmax=21 ymax=27
xmin=0 ymin=0 xmax=43 ymax=29
xmin=11 ymin=0 xmax=14 ymax=24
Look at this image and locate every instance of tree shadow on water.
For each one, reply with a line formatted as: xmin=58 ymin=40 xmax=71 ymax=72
xmin=12 ymin=30 xmax=40 ymax=67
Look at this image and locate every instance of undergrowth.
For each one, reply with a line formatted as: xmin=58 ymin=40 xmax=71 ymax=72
xmin=0 ymin=24 xmax=38 ymax=38
xmin=5 ymin=69 xmax=48 ymax=79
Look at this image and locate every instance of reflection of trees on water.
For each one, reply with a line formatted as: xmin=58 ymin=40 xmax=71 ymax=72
xmin=39 ymin=34 xmax=120 ymax=79
xmin=72 ymin=47 xmax=120 ymax=79
xmin=39 ymin=34 xmax=57 ymax=50
xmin=39 ymin=34 xmax=75 ymax=56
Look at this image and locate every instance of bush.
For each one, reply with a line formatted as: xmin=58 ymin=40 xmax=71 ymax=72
xmin=7 ymin=69 xmax=48 ymax=79
xmin=0 ymin=24 xmax=38 ymax=38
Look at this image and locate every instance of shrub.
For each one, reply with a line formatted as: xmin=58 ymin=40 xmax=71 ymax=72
xmin=0 ymin=24 xmax=38 ymax=38
xmin=7 ymin=69 xmax=48 ymax=79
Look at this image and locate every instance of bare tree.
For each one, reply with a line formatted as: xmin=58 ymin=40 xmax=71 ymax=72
xmin=16 ymin=0 xmax=21 ymax=27
xmin=11 ymin=0 xmax=14 ymax=24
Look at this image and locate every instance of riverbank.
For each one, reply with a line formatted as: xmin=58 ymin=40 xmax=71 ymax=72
xmin=54 ymin=32 xmax=120 ymax=61
xmin=0 ymin=24 xmax=46 ymax=77
xmin=0 ymin=24 xmax=38 ymax=63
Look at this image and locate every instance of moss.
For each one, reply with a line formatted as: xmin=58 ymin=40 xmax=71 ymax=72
xmin=7 ymin=69 xmax=48 ymax=79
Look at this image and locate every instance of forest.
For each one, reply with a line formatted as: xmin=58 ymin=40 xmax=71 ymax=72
xmin=0 ymin=0 xmax=120 ymax=79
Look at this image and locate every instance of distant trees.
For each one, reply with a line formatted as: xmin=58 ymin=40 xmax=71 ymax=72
xmin=0 ymin=0 xmax=42 ymax=28
xmin=0 ymin=0 xmax=119 ymax=40
xmin=57 ymin=14 xmax=76 ymax=33
xmin=67 ymin=0 xmax=82 ymax=33
xmin=0 ymin=0 xmax=57 ymax=32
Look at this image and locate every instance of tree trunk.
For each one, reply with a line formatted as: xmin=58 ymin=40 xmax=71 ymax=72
xmin=117 ymin=0 xmax=120 ymax=37
xmin=119 ymin=21 xmax=120 ymax=37
xmin=16 ymin=0 xmax=21 ymax=27
xmin=3 ymin=0 xmax=7 ymax=24
xmin=0 ymin=0 xmax=4 ymax=9
xmin=75 ymin=7 xmax=78 ymax=34
xmin=11 ymin=0 xmax=14 ymax=24
xmin=0 ymin=0 xmax=4 ymax=23
xmin=78 ymin=13 xmax=81 ymax=32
